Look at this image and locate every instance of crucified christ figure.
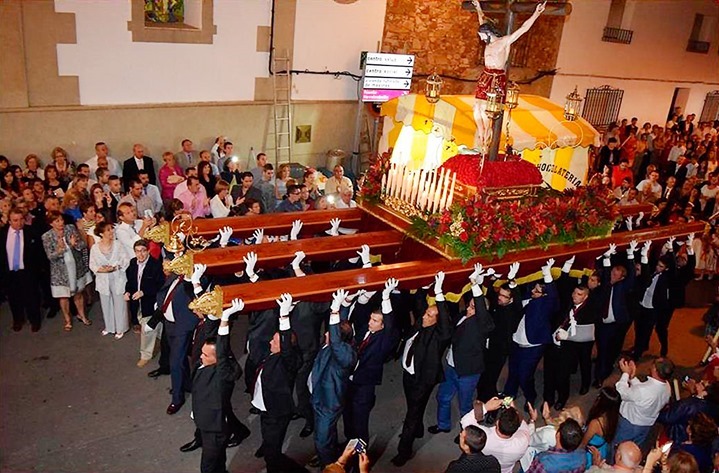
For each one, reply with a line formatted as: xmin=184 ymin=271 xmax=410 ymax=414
xmin=472 ymin=0 xmax=546 ymax=152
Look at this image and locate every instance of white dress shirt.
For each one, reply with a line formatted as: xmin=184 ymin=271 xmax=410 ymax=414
xmin=461 ymin=410 xmax=531 ymax=473
xmin=134 ymin=157 xmax=144 ymax=170
xmin=252 ymin=369 xmax=266 ymax=411
xmin=5 ymin=228 xmax=24 ymax=271
xmin=401 ymin=332 xmax=419 ymax=375
xmin=115 ymin=221 xmax=142 ymax=258
xmin=640 ymin=273 xmax=661 ymax=309
xmin=616 ymin=373 xmax=670 ymax=426
xmin=210 ymin=194 xmax=231 ymax=218
xmin=446 ymin=316 xmax=468 ymax=367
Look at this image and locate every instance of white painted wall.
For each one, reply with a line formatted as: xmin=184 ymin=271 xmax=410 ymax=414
xmin=292 ymin=0 xmax=387 ymax=101
xmin=54 ymin=0 xmax=386 ymax=105
xmin=550 ymin=0 xmax=719 ymax=125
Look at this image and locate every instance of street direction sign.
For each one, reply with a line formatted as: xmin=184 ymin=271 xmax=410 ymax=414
xmin=363 ymin=77 xmax=412 ymax=90
xmin=364 ymin=65 xmax=413 ymax=78
xmin=365 ymin=52 xmax=415 ymax=66
xmin=361 ymin=89 xmax=409 ymax=102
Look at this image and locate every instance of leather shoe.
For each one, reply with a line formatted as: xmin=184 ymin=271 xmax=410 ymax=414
xmin=391 ymin=454 xmax=411 ymax=467
xmin=166 ymin=402 xmax=184 ymax=415
xmin=299 ymin=424 xmax=314 ymax=438
xmin=12 ymin=323 xmax=23 ymax=332
xmin=553 ymin=401 xmax=566 ymax=411
xmin=148 ymin=368 xmax=170 ymax=378
xmin=428 ymin=425 xmax=451 ymax=434
xmin=179 ymin=438 xmax=201 ymax=453
xmin=579 ymin=386 xmax=589 ymax=395
xmin=227 ymin=428 xmax=251 ymax=448
xmin=291 ymin=413 xmax=301 ymax=421
xmin=592 ymin=380 xmax=603 ymax=389
xmin=453 ymin=434 xmax=460 ymax=444
xmin=254 ymin=446 xmax=264 ymax=458
xmin=31 ymin=324 xmax=41 ymax=333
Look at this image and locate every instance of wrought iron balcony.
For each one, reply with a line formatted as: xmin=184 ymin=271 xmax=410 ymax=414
xmin=687 ymin=40 xmax=710 ymax=53
xmin=602 ymin=27 xmax=633 ymax=44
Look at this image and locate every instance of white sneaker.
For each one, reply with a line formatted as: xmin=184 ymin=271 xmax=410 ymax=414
xmin=101 ymin=330 xmax=111 ymax=336
xmin=114 ymin=332 xmax=125 ymax=340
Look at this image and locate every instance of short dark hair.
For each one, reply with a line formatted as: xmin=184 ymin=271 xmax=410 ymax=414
xmin=463 ymin=425 xmax=487 ymax=453
xmin=186 ymin=175 xmax=199 ymax=186
xmin=338 ymin=320 xmax=354 ymax=344
xmin=80 ymin=201 xmax=96 ymax=214
xmin=95 ymin=168 xmax=109 ymax=179
xmin=133 ymin=239 xmax=149 ymax=250
xmin=95 ymin=142 xmax=106 ymax=148
xmin=257 ymin=152 xmax=266 ymax=160
xmin=558 ymin=419 xmax=583 ymax=451
xmin=108 ymin=175 xmax=120 ymax=182
xmin=654 ymin=357 xmax=675 ymax=380
xmin=181 ymin=139 xmax=191 ymax=146
xmin=223 ymin=141 xmax=233 ymax=149
xmin=241 ymin=171 xmax=253 ymax=181
xmin=94 ymin=221 xmax=112 ymax=238
xmin=286 ymin=184 xmax=301 ymax=195
xmin=263 ymin=163 xmax=274 ymax=171
xmin=497 ymin=407 xmax=521 ymax=437
xmin=129 ymin=179 xmax=142 ymax=188
xmin=608 ymin=138 xmax=618 ymax=144
xmin=137 ymin=169 xmax=149 ymax=177
xmin=77 ymin=163 xmax=89 ymax=172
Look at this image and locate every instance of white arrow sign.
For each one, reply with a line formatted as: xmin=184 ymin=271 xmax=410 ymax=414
xmin=365 ymin=53 xmax=415 ymax=66
xmin=363 ymin=77 xmax=412 ymax=90
xmin=364 ymin=65 xmax=413 ymax=78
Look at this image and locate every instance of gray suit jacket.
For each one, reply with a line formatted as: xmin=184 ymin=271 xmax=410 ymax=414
xmin=174 ymin=151 xmax=199 ymax=169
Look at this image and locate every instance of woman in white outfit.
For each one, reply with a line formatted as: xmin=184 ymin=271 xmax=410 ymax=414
xmin=89 ymin=222 xmax=129 ymax=339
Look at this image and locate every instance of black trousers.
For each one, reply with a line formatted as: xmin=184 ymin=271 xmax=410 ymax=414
xmin=398 ymin=372 xmax=436 ymax=457
xmin=476 ymin=348 xmax=507 ymax=402
xmin=6 ymin=269 xmax=41 ymax=328
xmin=343 ymin=383 xmax=376 ymax=442
xmin=200 ymin=429 xmax=228 ymax=473
xmin=543 ymin=343 xmax=568 ymax=405
xmin=595 ymin=321 xmax=631 ymax=383
xmin=165 ymin=321 xmax=193 ymax=405
xmin=260 ymin=413 xmax=307 ymax=473
xmin=656 ymin=308 xmax=674 ymax=357
xmin=192 ymin=407 xmax=250 ymax=445
xmin=565 ymin=340 xmax=594 ymax=392
xmin=633 ymin=307 xmax=658 ymax=360
xmin=158 ymin=322 xmax=171 ymax=372
xmin=294 ymin=350 xmax=317 ymax=424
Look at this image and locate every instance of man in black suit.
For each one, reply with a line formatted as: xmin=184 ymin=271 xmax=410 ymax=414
xmin=392 ymin=273 xmax=452 ymax=467
xmin=157 ymin=262 xmax=206 ymax=415
xmin=594 ymin=242 xmax=638 ymax=387
xmin=251 ymin=293 xmax=306 ymax=473
xmin=122 ymin=143 xmax=156 ymax=192
xmin=124 ymin=239 xmax=165 ymax=367
xmin=0 ymin=208 xmax=43 ymax=331
xmin=343 ymin=283 xmax=401 ymax=443
xmin=430 ymin=264 xmax=495 ymax=435
xmin=191 ymin=298 xmax=245 ymax=473
xmin=633 ymin=241 xmax=674 ymax=360
xmin=230 ymin=172 xmax=264 ymax=214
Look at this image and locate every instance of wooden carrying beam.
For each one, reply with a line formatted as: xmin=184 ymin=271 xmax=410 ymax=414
xmin=192 ymin=208 xmax=364 ymax=238
xmin=220 ymin=221 xmax=705 ymax=310
xmin=618 ymin=203 xmax=654 ymax=217
xmin=195 ymin=230 xmax=405 ymax=273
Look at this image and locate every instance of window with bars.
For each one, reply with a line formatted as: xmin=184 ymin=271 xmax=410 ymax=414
xmin=700 ymin=91 xmax=719 ymax=122
xmin=602 ymin=0 xmax=633 ymax=44
xmin=581 ymin=86 xmax=624 ymax=131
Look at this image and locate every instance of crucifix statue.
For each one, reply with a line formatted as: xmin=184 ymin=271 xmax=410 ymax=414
xmin=472 ymin=0 xmax=546 ymax=155
xmin=462 ymin=0 xmax=572 ymax=161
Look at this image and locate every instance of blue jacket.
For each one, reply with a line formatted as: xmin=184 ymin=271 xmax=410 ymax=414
xmin=522 ymin=281 xmax=560 ymax=345
xmin=155 ymin=273 xmax=200 ymax=333
xmin=598 ymin=257 xmax=636 ymax=324
xmin=350 ymin=306 xmax=400 ymax=386
xmin=310 ymin=322 xmax=356 ymax=412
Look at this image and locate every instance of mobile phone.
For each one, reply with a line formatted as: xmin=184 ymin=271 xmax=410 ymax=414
xmin=661 ymin=441 xmax=673 ymax=454
xmin=354 ymin=438 xmax=367 ymax=454
xmin=683 ymin=375 xmax=691 ymax=383
xmin=502 ymin=396 xmax=513 ymax=408
xmin=144 ymin=209 xmax=154 ymax=218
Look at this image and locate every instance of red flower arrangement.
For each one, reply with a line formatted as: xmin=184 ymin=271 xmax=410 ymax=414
xmin=360 ymin=150 xmax=392 ymax=203
xmin=413 ymin=182 xmax=619 ymax=261
xmin=439 ymin=153 xmax=543 ymax=189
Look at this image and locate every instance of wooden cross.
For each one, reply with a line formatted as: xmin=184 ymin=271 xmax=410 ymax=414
xmin=463 ymin=1 xmax=573 ymax=161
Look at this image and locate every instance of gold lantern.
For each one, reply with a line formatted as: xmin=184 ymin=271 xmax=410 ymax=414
xmin=564 ymin=86 xmax=583 ymax=121
xmin=505 ymin=82 xmax=520 ymax=110
xmin=425 ymin=71 xmax=443 ymax=104
xmin=485 ymin=89 xmax=503 ymax=120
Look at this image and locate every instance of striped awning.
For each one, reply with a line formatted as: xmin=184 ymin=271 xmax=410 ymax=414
xmin=380 ymin=94 xmax=601 ymax=152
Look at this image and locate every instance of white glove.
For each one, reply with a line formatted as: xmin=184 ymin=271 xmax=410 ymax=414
xmin=276 ymin=293 xmax=293 ymax=317
xmin=627 ymin=240 xmax=638 ymax=259
xmin=469 ymin=263 xmax=484 ymax=285
xmin=382 ymin=278 xmax=399 ymax=300
xmin=434 ymin=271 xmax=445 ymax=296
xmin=219 ymin=226 xmax=233 ymax=248
xmin=243 ymin=251 xmax=258 ymax=281
xmin=641 ymin=240 xmax=652 ymax=262
xmin=556 ymin=328 xmax=569 ymax=341
xmin=267 ymin=235 xmax=279 ymax=243
xmin=327 ymin=218 xmax=341 ymax=237
xmin=290 ymin=220 xmax=303 ymax=241
xmin=222 ymin=298 xmax=244 ymax=321
xmin=191 ymin=264 xmax=206 ymax=286
xmin=665 ymin=236 xmax=676 ymax=252
xmin=562 ymin=255 xmax=576 ymax=273
xmin=343 ymin=290 xmax=361 ymax=307
xmin=357 ymin=244 xmax=371 ymax=267
xmin=635 ymin=212 xmax=644 ymax=227
xmin=485 ymin=268 xmax=501 ymax=279
xmin=687 ymin=233 xmax=695 ymax=255
xmin=625 ymin=216 xmax=633 ymax=231
xmin=542 ymin=258 xmax=555 ymax=283
xmin=604 ymin=243 xmax=617 ymax=258
xmin=291 ymin=251 xmax=306 ymax=270
xmin=508 ymin=262 xmax=520 ymax=280
xmin=331 ymin=289 xmax=347 ymax=313
xmin=253 ymin=229 xmax=264 ymax=244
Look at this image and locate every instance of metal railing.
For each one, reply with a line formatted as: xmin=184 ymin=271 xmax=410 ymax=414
xmin=602 ymin=27 xmax=633 ymax=44
xmin=700 ymin=91 xmax=719 ymax=122
xmin=581 ymin=86 xmax=624 ymax=131
xmin=687 ymin=40 xmax=710 ymax=53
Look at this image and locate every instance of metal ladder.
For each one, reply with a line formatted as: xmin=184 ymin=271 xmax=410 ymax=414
xmin=272 ymin=52 xmax=292 ymax=166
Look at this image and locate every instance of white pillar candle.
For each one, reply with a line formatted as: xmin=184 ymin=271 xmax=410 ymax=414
xmin=432 ymin=168 xmax=445 ymax=214
xmin=427 ymin=168 xmax=440 ymax=213
xmin=411 ymin=169 xmax=423 ymax=206
xmin=446 ymin=172 xmax=456 ymax=210
xmin=386 ymin=164 xmax=394 ymax=197
xmin=380 ymin=173 xmax=387 ymax=195
xmin=391 ymin=164 xmax=399 ymax=198
xmin=419 ymin=170 xmax=431 ymax=211
xmin=400 ymin=170 xmax=408 ymax=200
xmin=397 ymin=165 xmax=406 ymax=199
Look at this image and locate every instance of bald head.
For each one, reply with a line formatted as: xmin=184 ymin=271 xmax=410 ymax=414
xmin=615 ymin=441 xmax=641 ymax=469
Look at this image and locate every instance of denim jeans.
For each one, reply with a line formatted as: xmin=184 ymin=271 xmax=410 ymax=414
xmin=436 ymin=365 xmax=480 ymax=430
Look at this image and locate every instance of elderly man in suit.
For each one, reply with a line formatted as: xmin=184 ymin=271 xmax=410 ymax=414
xmin=158 ymin=262 xmax=207 ymax=415
xmin=310 ymin=289 xmax=357 ymax=468
xmin=191 ymin=298 xmax=245 ymax=473
xmin=1 ymin=207 xmax=43 ymax=331
xmin=392 ymin=272 xmax=452 ymax=467
xmin=125 ymin=239 xmax=165 ymax=366
xmin=430 ymin=264 xmax=495 ymax=435
xmin=251 ymin=293 xmax=306 ymax=473
xmin=122 ymin=144 xmax=156 ymax=192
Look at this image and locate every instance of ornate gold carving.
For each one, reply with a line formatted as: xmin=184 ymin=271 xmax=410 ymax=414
xmin=188 ymin=286 xmax=224 ymax=319
xmin=144 ymin=221 xmax=170 ymax=246
xmin=162 ymin=252 xmax=194 ymax=279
